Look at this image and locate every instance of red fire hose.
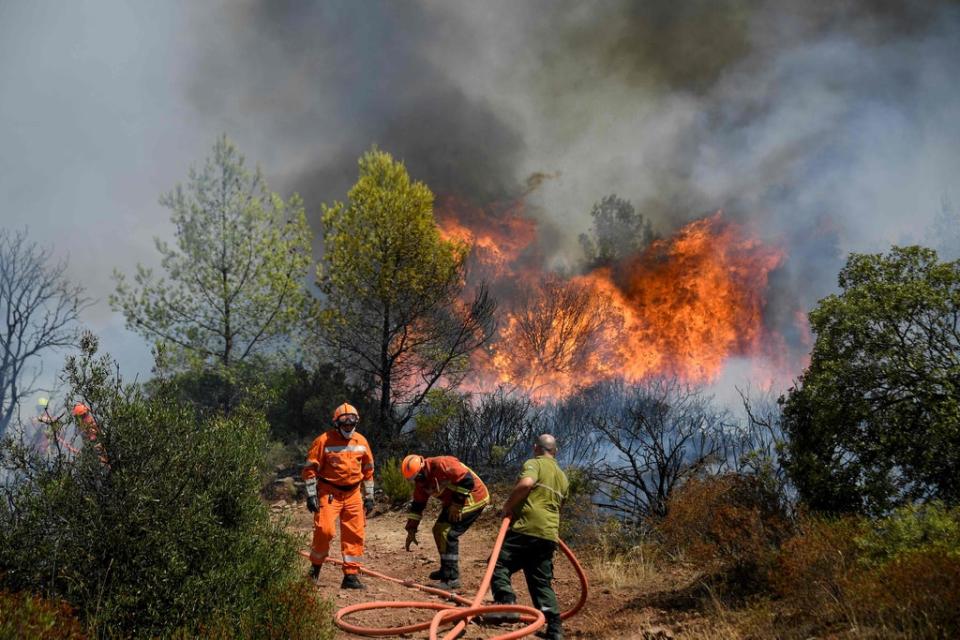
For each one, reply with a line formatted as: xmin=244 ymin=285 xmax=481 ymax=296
xmin=299 ymin=517 xmax=589 ymax=639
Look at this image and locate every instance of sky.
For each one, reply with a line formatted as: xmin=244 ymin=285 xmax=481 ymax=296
xmin=1 ymin=0 xmax=959 ymax=406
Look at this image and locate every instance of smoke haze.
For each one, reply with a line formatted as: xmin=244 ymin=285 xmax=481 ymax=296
xmin=2 ymin=0 xmax=959 ymax=399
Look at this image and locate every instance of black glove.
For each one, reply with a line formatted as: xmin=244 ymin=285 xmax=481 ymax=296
xmin=364 ymin=497 xmax=375 ymax=515
xmin=307 ymin=495 xmax=319 ymax=513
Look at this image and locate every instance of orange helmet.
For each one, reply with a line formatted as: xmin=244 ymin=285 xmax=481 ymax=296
xmin=72 ymin=402 xmax=95 ymax=426
xmin=401 ymin=454 xmax=425 ymax=480
xmin=332 ymin=402 xmax=359 ymax=425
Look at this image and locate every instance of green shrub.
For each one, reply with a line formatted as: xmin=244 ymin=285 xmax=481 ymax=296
xmin=380 ymin=457 xmax=413 ymax=505
xmin=0 ymin=336 xmax=334 ymax=639
xmin=769 ymin=514 xmax=960 ymax=637
xmin=414 ymin=389 xmax=463 ymax=448
xmin=558 ymin=467 xmax=599 ymax=542
xmin=184 ymin=578 xmax=333 ymax=640
xmin=856 ymin=501 xmax=960 ymax=565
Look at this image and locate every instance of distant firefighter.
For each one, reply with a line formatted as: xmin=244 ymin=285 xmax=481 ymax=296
xmin=72 ymin=402 xmax=98 ymax=439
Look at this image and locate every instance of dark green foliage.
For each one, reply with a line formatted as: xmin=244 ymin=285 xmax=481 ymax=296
xmin=379 ymin=457 xmax=413 ymax=505
xmin=579 ymin=194 xmax=656 ymax=269
xmin=782 ymin=246 xmax=960 ymax=514
xmin=0 ymin=335 xmax=333 ymax=638
xmin=264 ymin=362 xmax=374 ymax=444
xmin=144 ymin=358 xmax=266 ymax=415
xmin=147 ymin=359 xmax=373 ymax=474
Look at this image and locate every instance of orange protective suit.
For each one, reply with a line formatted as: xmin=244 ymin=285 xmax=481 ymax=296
xmin=405 ymin=456 xmax=489 ymax=581
xmin=302 ymin=427 xmax=374 ymax=575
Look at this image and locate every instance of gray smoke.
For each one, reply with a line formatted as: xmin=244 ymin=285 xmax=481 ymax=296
xmin=185 ymin=0 xmax=960 ymax=393
xmin=2 ymin=0 xmax=959 ymax=397
xmin=185 ymin=1 xmax=525 ymax=205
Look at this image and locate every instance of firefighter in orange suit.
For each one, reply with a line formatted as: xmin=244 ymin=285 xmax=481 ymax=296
xmin=72 ymin=402 xmax=107 ymax=463
xmin=302 ymin=403 xmax=375 ymax=589
xmin=401 ymin=454 xmax=489 ymax=590
xmin=72 ymin=403 xmax=98 ymax=441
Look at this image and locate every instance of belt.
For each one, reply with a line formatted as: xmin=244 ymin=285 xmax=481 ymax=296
xmin=318 ymin=479 xmax=360 ymax=492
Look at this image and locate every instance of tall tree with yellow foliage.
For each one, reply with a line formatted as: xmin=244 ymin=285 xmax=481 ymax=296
xmin=317 ymin=148 xmax=495 ymax=443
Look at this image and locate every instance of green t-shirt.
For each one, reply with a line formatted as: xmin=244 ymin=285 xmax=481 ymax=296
xmin=510 ymin=456 xmax=569 ymax=542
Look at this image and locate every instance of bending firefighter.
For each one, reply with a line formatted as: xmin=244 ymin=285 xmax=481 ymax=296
xmin=302 ymin=403 xmax=375 ymax=589
xmin=487 ymin=434 xmax=569 ymax=640
xmin=401 ymin=454 xmax=489 ymax=590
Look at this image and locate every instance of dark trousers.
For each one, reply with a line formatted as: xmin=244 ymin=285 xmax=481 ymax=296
xmin=491 ymin=530 xmax=560 ymax=618
xmin=432 ymin=504 xmax=484 ymax=580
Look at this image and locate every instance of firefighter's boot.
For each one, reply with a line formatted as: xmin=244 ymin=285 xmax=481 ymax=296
xmin=535 ymin=613 xmax=563 ymax=639
xmin=431 ymin=558 xmax=461 ymax=590
xmin=481 ymin=593 xmax=520 ymax=625
xmin=340 ymin=574 xmax=366 ymax=590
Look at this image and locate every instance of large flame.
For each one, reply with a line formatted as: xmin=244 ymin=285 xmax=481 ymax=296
xmin=436 ymin=195 xmax=538 ymax=282
xmin=438 ymin=198 xmax=790 ymax=399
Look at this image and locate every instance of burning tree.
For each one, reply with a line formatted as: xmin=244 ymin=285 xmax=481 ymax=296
xmin=493 ymin=274 xmax=614 ymax=396
xmin=440 ymin=197 xmax=786 ymax=400
xmin=316 ymin=148 xmax=496 ymax=445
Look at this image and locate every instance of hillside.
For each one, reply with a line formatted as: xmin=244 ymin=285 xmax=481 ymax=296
xmin=286 ymin=501 xmax=695 ymax=640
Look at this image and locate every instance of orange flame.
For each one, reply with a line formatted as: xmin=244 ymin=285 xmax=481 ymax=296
xmin=436 ymin=195 xmax=539 ymax=282
xmin=438 ymin=197 xmax=791 ymax=400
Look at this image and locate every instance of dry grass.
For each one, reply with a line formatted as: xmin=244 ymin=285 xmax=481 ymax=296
xmin=583 ymin=543 xmax=662 ymax=591
xmin=574 ymin=514 xmax=667 ymax=591
xmin=0 ymin=590 xmax=86 ymax=639
xmin=579 ymin=497 xmax=960 ymax=640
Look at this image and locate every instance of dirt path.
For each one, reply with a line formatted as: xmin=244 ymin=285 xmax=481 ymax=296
xmin=285 ymin=500 xmax=685 ymax=640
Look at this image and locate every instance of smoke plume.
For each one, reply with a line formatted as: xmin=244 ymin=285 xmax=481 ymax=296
xmin=2 ymin=0 xmax=959 ymax=393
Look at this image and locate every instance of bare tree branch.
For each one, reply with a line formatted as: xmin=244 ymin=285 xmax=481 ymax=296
xmin=0 ymin=229 xmax=90 ymax=436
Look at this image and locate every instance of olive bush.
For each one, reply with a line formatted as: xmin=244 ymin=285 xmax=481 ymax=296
xmin=0 ymin=335 xmax=332 ymax=638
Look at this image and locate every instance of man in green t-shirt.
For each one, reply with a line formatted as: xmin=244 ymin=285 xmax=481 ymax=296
xmin=488 ymin=433 xmax=569 ymax=640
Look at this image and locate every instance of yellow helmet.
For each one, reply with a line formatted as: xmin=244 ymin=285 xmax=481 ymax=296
xmin=401 ymin=454 xmax=425 ymax=480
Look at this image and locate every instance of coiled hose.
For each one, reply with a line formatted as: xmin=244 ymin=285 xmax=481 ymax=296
xmin=300 ymin=517 xmax=588 ymax=639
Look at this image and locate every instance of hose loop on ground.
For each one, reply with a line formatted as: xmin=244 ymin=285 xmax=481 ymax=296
xmin=300 ymin=517 xmax=589 ymax=638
